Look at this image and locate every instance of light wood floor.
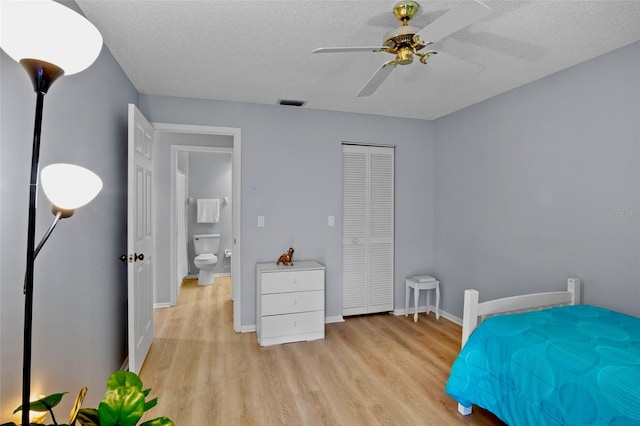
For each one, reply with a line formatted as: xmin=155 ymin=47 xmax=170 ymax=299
xmin=139 ymin=277 xmax=504 ymax=425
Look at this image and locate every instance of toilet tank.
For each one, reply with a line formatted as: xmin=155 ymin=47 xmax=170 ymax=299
xmin=193 ymin=234 xmax=220 ymax=255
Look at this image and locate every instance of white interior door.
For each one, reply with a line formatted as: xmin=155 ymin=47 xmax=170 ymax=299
xmin=342 ymin=146 xmax=368 ymax=315
xmin=127 ymin=104 xmax=154 ymax=374
xmin=367 ymin=146 xmax=394 ymax=312
xmin=342 ymin=144 xmax=394 ymax=316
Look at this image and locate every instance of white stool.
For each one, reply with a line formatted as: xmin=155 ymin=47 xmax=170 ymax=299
xmin=405 ymin=277 xmax=440 ymax=322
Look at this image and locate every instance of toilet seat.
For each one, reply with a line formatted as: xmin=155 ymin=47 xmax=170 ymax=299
xmin=195 ymin=253 xmax=217 ymax=264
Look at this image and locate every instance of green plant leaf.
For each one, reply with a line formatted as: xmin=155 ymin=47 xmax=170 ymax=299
xmin=13 ymin=392 xmax=68 ymax=413
xmin=98 ymin=386 xmax=145 ymax=426
xmin=76 ymin=408 xmax=99 ymax=426
xmin=143 ymin=397 xmax=158 ymax=412
xmin=142 ymin=388 xmax=151 ymax=397
xmin=139 ymin=417 xmax=175 ymax=426
xmin=106 ymin=370 xmax=143 ymax=391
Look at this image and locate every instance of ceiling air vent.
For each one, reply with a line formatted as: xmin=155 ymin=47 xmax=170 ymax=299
xmin=277 ymin=99 xmax=306 ymax=107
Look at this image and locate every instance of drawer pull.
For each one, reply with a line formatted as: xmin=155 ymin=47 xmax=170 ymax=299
xmin=292 ymin=299 xmax=297 ymax=305
xmin=292 ymin=321 xmax=297 ymax=327
xmin=291 ymin=278 xmax=297 ymax=284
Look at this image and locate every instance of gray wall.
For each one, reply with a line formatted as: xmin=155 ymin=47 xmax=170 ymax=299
xmin=434 ymin=41 xmax=640 ymax=319
xmin=2 ymin=4 xmax=636 ymax=422
xmin=139 ymin=95 xmax=435 ymax=325
xmin=0 ymin=44 xmax=138 ymax=421
xmin=187 ymin=151 xmax=233 ymax=276
xmin=153 ymin=132 xmax=234 ymax=304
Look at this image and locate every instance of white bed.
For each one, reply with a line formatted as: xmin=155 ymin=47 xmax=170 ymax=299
xmin=448 ymin=278 xmax=640 ymax=425
xmin=456 ymin=278 xmax=581 ymax=416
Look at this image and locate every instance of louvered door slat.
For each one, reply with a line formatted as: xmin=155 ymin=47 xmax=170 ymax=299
xmin=342 ymin=151 xmax=367 ymax=239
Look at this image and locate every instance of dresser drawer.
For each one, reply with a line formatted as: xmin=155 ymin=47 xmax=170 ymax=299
xmin=260 ymin=310 xmax=324 ymax=339
xmin=261 ymin=270 xmax=324 ymax=294
xmin=261 ymin=290 xmax=324 ymax=316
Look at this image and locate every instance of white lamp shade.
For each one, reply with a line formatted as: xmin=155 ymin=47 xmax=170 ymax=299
xmin=0 ymin=0 xmax=102 ymax=75
xmin=41 ymin=164 xmax=103 ymax=211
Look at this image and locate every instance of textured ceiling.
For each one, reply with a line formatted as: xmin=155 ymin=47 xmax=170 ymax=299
xmin=76 ymin=0 xmax=640 ymax=120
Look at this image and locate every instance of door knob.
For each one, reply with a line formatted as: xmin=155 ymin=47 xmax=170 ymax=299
xmin=119 ymin=253 xmax=145 ymax=262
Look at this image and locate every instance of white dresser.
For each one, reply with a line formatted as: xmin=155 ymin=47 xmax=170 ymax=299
xmin=256 ymin=261 xmax=325 ymax=346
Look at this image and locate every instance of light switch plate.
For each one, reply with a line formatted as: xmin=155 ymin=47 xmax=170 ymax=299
xmin=258 ymin=216 xmax=265 ymax=227
xmin=328 ymin=215 xmax=335 ymax=226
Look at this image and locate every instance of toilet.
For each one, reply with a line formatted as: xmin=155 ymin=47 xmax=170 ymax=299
xmin=193 ymin=233 xmax=220 ymax=286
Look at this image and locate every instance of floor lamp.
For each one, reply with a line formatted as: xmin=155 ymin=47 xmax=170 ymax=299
xmin=0 ymin=1 xmax=103 ymax=424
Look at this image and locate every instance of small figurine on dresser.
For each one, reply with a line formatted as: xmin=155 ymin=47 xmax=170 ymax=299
xmin=276 ymin=247 xmax=294 ymax=266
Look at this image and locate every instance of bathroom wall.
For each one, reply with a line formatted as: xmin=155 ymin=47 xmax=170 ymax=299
xmin=187 ymin=151 xmax=233 ymax=276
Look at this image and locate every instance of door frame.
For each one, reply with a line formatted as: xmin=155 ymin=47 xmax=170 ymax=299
xmin=153 ymin=123 xmax=242 ymax=333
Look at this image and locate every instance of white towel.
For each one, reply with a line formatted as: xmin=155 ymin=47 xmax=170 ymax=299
xmin=197 ymin=199 xmax=220 ymax=223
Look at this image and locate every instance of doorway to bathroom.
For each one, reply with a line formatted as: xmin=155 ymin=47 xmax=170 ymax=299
xmin=176 ymin=148 xmax=232 ymax=284
xmin=154 ymin=123 xmax=242 ymax=332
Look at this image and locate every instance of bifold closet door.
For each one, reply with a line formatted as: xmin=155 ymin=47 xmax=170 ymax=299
xmin=342 ymin=144 xmax=394 ymax=316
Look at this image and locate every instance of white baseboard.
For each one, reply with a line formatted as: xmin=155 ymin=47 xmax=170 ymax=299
xmin=154 ymin=302 xmax=172 ymax=309
xmin=439 ymin=310 xmax=462 ymax=325
xmin=241 ymin=324 xmax=257 ymax=333
xmin=392 ymin=306 xmax=461 ymax=325
xmin=392 ymin=304 xmax=436 ymax=316
xmin=325 ymin=315 xmax=344 ymax=324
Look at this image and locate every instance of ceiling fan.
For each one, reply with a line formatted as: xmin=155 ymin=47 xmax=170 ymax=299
xmin=312 ymin=0 xmax=492 ymax=97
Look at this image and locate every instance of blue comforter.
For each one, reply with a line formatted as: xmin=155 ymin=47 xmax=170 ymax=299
xmin=446 ymin=305 xmax=640 ymax=425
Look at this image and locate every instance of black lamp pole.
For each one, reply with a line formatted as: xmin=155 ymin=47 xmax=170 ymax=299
xmin=20 ymin=58 xmax=64 ymax=426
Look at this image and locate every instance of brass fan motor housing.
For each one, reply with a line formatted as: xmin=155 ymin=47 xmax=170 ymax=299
xmin=383 ymin=1 xmax=431 ymax=64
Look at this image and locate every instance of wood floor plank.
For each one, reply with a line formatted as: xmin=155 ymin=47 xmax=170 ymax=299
xmin=139 ymin=277 xmax=504 ymax=425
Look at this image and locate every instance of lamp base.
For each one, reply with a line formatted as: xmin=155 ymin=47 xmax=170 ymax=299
xmin=20 ymin=59 xmax=64 ymax=94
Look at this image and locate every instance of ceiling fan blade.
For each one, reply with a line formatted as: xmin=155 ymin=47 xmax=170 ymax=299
xmin=416 ymin=0 xmax=491 ymax=44
xmin=313 ymin=47 xmax=388 ymax=54
xmin=357 ymin=62 xmax=397 ymax=97
xmin=426 ymin=51 xmax=485 ymax=74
